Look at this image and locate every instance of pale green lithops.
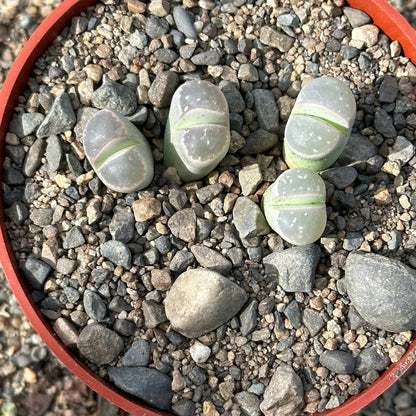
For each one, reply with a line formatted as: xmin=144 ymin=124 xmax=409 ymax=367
xmin=164 ymin=80 xmax=230 ymax=182
xmin=83 ymin=108 xmax=154 ymax=193
xmin=284 ymin=76 xmax=356 ymax=171
xmin=262 ymin=167 xmax=327 ymax=245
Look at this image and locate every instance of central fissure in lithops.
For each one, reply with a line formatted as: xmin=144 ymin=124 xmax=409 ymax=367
xmin=94 ymin=138 xmax=141 ymax=169
xmin=290 ymin=110 xmax=349 ymax=137
xmin=269 ymin=194 xmax=326 ymax=207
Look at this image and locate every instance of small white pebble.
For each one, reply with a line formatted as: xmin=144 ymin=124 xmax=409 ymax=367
xmin=190 ymin=341 xmax=211 ymax=364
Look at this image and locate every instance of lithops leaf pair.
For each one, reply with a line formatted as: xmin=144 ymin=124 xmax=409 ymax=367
xmin=284 ymin=76 xmax=356 ymax=171
xmin=262 ymin=167 xmax=326 ymax=245
xmin=164 ymin=80 xmax=230 ymax=182
xmin=83 ymin=109 xmax=154 ymax=193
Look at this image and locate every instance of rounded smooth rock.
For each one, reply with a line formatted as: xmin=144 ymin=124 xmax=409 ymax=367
xmin=319 ymin=350 xmax=356 ymax=374
xmin=345 ymin=252 xmax=416 ymax=332
xmin=190 ymin=342 xmax=211 ymax=364
xmin=165 ymin=269 xmax=247 ymax=338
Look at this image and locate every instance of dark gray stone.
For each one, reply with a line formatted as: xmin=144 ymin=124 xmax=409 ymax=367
xmin=3 ymin=167 xmax=25 ymax=185
xmin=168 ymin=208 xmax=196 ymax=242
xmin=5 ymin=144 xmax=25 ymax=166
xmin=9 ymin=112 xmax=44 ymax=138
xmin=63 ymin=226 xmax=85 ymax=249
xmin=64 ymin=286 xmax=80 ymax=303
xmin=148 ymin=71 xmax=180 ymax=108
xmin=343 ymin=232 xmax=364 ymax=251
xmin=239 ymin=298 xmax=258 ymax=336
xmin=108 ymin=367 xmax=172 ymax=410
xmin=238 ymin=63 xmax=259 ymax=82
xmin=343 ymin=7 xmax=372 ymax=27
xmin=169 ymin=250 xmax=194 ymax=272
xmin=83 ymin=289 xmax=107 ymax=321
xmin=253 ymin=89 xmax=279 ymax=133
xmin=122 ymin=339 xmax=150 ymax=366
xmin=263 ymin=244 xmax=321 ymax=292
xmin=338 ymin=133 xmax=377 ymax=172
xmin=191 ymin=50 xmax=220 ymax=65
xmin=172 ymin=399 xmax=195 ymax=416
xmin=188 ymin=366 xmax=206 ymax=385
xmin=37 ymin=93 xmax=76 ymax=138
xmin=173 ymin=6 xmax=197 ymax=39
xmin=77 ymin=323 xmax=124 ymax=366
xmin=320 ymin=166 xmax=358 ymax=189
xmin=91 ymin=81 xmax=137 ymax=116
xmin=379 ymin=75 xmax=399 ymax=103
xmin=221 ymin=82 xmax=245 ymax=113
xmin=235 ymin=391 xmax=261 ymax=416
xmin=145 ymin=16 xmax=170 ymax=39
xmin=375 ymin=108 xmax=397 ymax=138
xmin=22 ymin=256 xmax=52 ymax=289
xmin=114 ymin=319 xmax=136 ymax=336
xmin=142 ymin=300 xmax=167 ymax=328
xmin=241 ymin=129 xmax=278 ymax=155
xmin=354 ymin=346 xmax=390 ymax=376
xmin=302 ymin=308 xmax=325 ymax=337
xmin=23 ymin=138 xmax=46 ymax=177
xmin=45 ymin=135 xmax=63 ymax=173
xmin=5 ymin=201 xmax=29 ymax=224
xmin=345 ymin=252 xmax=416 ymax=332
xmin=195 ymin=183 xmax=224 ymax=204
xmin=154 ymin=48 xmax=179 ymax=64
xmin=190 ymin=245 xmax=232 ymax=273
xmin=127 ymin=106 xmax=148 ymax=126
xmin=233 ymin=197 xmax=270 ymax=240
xmin=66 ymin=153 xmax=84 ymax=176
xmin=319 ymin=350 xmax=356 ymax=374
xmin=108 ymin=295 xmax=133 ymax=313
xmin=109 ymin=207 xmax=135 ymax=243
xmin=100 ymin=240 xmax=132 ymax=269
xmin=284 ymin=300 xmax=302 ymax=329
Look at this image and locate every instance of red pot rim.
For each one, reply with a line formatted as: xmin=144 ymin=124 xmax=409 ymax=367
xmin=0 ymin=1 xmax=415 ymax=415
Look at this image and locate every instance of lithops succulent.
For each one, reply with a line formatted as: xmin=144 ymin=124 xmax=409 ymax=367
xmin=262 ymin=167 xmax=327 ymax=245
xmin=83 ymin=108 xmax=154 ymax=193
xmin=284 ymin=76 xmax=356 ymax=171
xmin=164 ymin=80 xmax=230 ymax=182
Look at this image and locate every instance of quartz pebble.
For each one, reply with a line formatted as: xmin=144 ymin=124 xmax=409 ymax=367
xmin=190 ymin=342 xmax=211 ymax=364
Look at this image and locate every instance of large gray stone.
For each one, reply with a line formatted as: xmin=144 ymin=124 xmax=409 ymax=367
xmin=345 ymin=252 xmax=416 ymax=332
xmin=319 ymin=350 xmax=356 ymax=374
xmin=260 ymin=365 xmax=304 ymax=416
xmin=263 ymin=244 xmax=321 ymax=292
xmin=165 ymin=269 xmax=247 ymax=338
xmin=108 ymin=366 xmax=172 ymax=410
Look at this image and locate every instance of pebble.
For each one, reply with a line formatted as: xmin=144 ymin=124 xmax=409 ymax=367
xmin=63 ymin=226 xmax=85 ymax=249
xmin=343 ymin=7 xmax=372 ymax=28
xmin=36 ymin=93 xmax=76 ymax=138
xmin=320 ymin=166 xmax=357 ymax=189
xmin=284 ymin=300 xmax=302 ymax=329
xmin=319 ymin=350 xmax=356 ymax=374
xmin=122 ymin=339 xmax=150 ymax=366
xmin=241 ymin=129 xmax=278 ymax=155
xmin=379 ymin=75 xmax=399 ymax=103
xmin=45 ymin=135 xmax=63 ymax=173
xmin=5 ymin=201 xmax=29 ymax=225
xmin=354 ymin=347 xmax=390 ymax=376
xmin=239 ymin=164 xmax=262 ymax=196
xmin=190 ymin=342 xmax=211 ymax=364
xmin=148 ymin=0 xmax=170 ymax=17
xmin=238 ymin=64 xmax=259 ymax=82
xmin=168 ymin=208 xmax=196 ymax=242
xmin=109 ymin=207 xmax=135 ymax=243
xmin=388 ymin=135 xmax=415 ymax=164
xmin=259 ymin=26 xmax=295 ymax=52
xmin=148 ymin=70 xmax=180 ymax=108
xmin=260 ymin=365 xmax=304 ymax=416
xmin=190 ymin=245 xmax=232 ymax=273
xmin=23 ymin=138 xmax=46 ymax=177
xmin=345 ymin=252 xmax=416 ymax=332
xmin=53 ymin=317 xmax=79 ymax=348
xmin=108 ymin=366 xmax=172 ymax=410
xmin=142 ymin=300 xmax=167 ymax=328
xmin=145 ymin=16 xmax=169 ymax=39
xmin=252 ymin=89 xmax=279 ymax=133
xmin=30 ymin=208 xmax=53 ymax=227
xmin=132 ymin=197 xmax=161 ymax=222
xmin=195 ymin=184 xmax=224 ymax=204
xmin=100 ymin=240 xmax=132 ymax=269
xmin=239 ymin=299 xmax=258 ymax=336
xmin=56 ymin=258 xmax=77 ymax=274
xmin=150 ymin=269 xmax=172 ymax=291
xmin=375 ymin=108 xmax=397 ymax=138
xmin=263 ymin=244 xmax=321 ymax=292
xmin=83 ymin=290 xmax=107 ymax=321
xmin=338 ymin=133 xmax=377 ymax=172
xmin=172 ymin=399 xmax=195 ymax=416
xmin=173 ymin=6 xmax=198 ymax=39
xmin=221 ymin=83 xmax=245 ymax=113
xmin=302 ymin=308 xmax=325 ymax=337
xmin=9 ymin=112 xmax=44 ymax=138
xmin=235 ymin=391 xmax=261 ymax=416
xmin=169 ymin=250 xmax=194 ymax=272
xmin=351 ymin=24 xmax=379 ymax=47
xmin=91 ymin=81 xmax=137 ymax=115
xmin=232 ymin=197 xmax=270 ymax=240
xmin=77 ymin=323 xmax=123 ymax=366
xmin=191 ymin=50 xmax=220 ymax=66
xmin=22 ymin=256 xmax=52 ymax=290
xmin=165 ymin=269 xmax=247 ymax=338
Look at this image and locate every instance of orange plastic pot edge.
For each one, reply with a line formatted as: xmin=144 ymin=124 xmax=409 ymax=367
xmin=0 ymin=0 xmax=415 ymax=415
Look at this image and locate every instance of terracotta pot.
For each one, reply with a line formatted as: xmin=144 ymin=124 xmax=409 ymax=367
xmin=0 ymin=1 xmax=415 ymax=415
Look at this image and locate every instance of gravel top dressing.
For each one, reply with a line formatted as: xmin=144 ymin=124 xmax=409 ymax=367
xmin=3 ymin=0 xmax=416 ymax=415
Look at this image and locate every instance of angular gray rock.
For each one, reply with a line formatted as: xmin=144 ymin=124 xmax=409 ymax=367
xmin=108 ymin=367 xmax=172 ymax=410
xmin=235 ymin=391 xmax=261 ymax=416
xmin=165 ymin=269 xmax=247 ymax=338
xmin=148 ymin=71 xmax=180 ymax=108
xmin=319 ymin=350 xmax=356 ymax=374
xmin=63 ymin=226 xmax=85 ymax=249
xmin=23 ymin=138 xmax=46 ymax=177
xmin=239 ymin=298 xmax=258 ymax=336
xmin=36 ymin=93 xmax=76 ymax=138
xmin=168 ymin=208 xmax=196 ymax=242
xmin=122 ymin=339 xmax=150 ymax=366
xmin=241 ymin=129 xmax=278 ymax=155
xmin=345 ymin=252 xmax=416 ymax=332
xmin=91 ymin=81 xmax=137 ymax=115
xmin=252 ymin=89 xmax=279 ymax=133
xmin=100 ymin=240 xmax=132 ymax=269
xmin=83 ymin=289 xmax=107 ymax=321
xmin=263 ymin=244 xmax=321 ymax=292
xmin=109 ymin=207 xmax=135 ymax=243
xmin=190 ymin=245 xmax=232 ymax=273
xmin=22 ymin=256 xmax=52 ymax=290
xmin=260 ymin=365 xmax=304 ymax=416
xmin=9 ymin=112 xmax=44 ymax=138
xmin=77 ymin=323 xmax=123 ymax=366
xmin=233 ymin=197 xmax=270 ymax=240
xmin=354 ymin=346 xmax=390 ymax=376
xmin=302 ymin=308 xmax=325 ymax=337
